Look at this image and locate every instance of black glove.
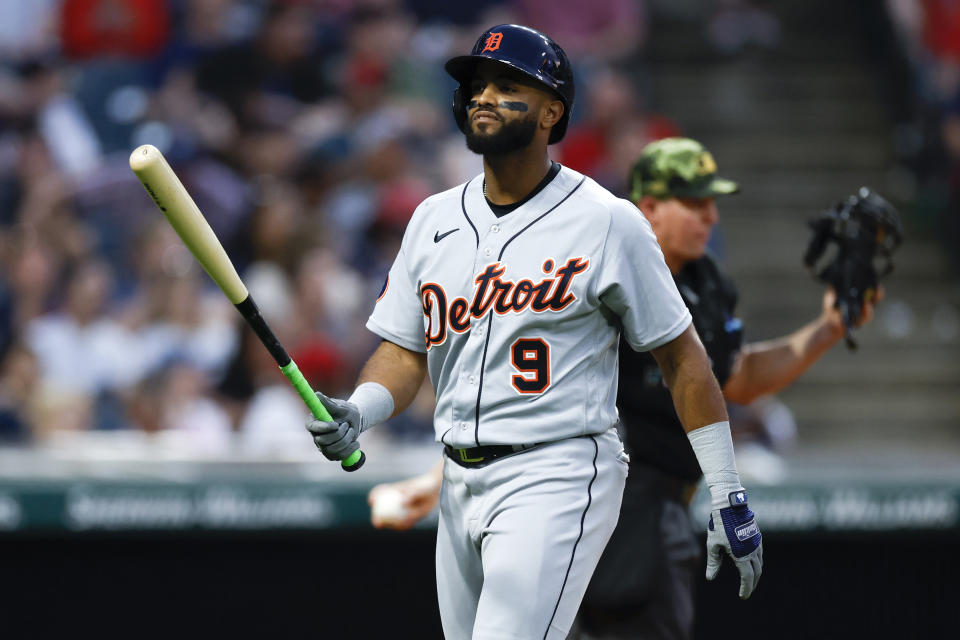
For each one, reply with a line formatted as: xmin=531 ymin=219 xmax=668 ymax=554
xmin=803 ymin=187 xmax=902 ymax=348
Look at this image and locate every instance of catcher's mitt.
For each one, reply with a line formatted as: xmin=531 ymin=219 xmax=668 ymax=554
xmin=803 ymin=187 xmax=903 ymax=349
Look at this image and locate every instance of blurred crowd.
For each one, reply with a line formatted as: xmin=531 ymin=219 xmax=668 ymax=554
xmin=885 ymin=0 xmax=960 ymax=270
xmin=0 ymin=0 xmax=668 ymax=453
xmin=5 ymin=0 xmax=946 ymax=462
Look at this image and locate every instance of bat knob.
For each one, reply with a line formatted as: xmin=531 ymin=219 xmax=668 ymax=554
xmin=341 ymin=450 xmax=366 ymax=472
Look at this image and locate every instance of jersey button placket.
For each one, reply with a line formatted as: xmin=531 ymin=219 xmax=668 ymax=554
xmin=469 ymin=226 xmax=503 ymax=446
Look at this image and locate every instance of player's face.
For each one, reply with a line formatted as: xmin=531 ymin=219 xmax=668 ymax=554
xmin=646 ymin=196 xmax=719 ymax=269
xmin=464 ymin=62 xmax=559 ymax=155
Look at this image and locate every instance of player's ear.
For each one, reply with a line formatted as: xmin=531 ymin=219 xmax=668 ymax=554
xmin=540 ymin=99 xmax=564 ymax=132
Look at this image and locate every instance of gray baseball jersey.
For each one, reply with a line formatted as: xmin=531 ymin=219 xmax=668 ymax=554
xmin=367 ymin=165 xmax=691 ymax=638
xmin=367 ymin=165 xmax=692 ymax=447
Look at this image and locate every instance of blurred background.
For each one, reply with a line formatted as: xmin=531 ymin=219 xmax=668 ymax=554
xmin=0 ymin=0 xmax=958 ymax=637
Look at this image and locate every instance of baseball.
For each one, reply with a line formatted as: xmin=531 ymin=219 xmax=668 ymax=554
xmin=371 ymin=487 xmax=409 ymax=525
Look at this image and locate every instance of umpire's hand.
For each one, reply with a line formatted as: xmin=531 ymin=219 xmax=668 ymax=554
xmin=705 ymin=491 xmax=763 ymax=599
xmin=305 ymin=391 xmax=364 ymax=461
xmin=822 ymin=284 xmax=884 ymax=333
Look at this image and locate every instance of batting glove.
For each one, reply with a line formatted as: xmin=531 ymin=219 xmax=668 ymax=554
xmin=305 ymin=391 xmax=365 ymax=462
xmin=706 ymin=490 xmax=763 ymax=599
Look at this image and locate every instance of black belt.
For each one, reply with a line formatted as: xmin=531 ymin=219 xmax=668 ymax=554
xmin=444 ymin=443 xmax=539 ymax=468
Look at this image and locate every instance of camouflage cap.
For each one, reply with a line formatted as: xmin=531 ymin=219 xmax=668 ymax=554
xmin=629 ymin=137 xmax=739 ymax=201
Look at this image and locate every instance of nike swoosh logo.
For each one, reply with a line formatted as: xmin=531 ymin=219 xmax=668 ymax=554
xmin=434 ymin=228 xmax=459 ymax=243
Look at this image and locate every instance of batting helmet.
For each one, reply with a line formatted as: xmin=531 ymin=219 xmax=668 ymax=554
xmin=445 ymin=24 xmax=575 ymax=145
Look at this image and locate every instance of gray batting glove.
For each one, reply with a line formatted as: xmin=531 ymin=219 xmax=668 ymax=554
xmin=305 ymin=391 xmax=365 ymax=462
xmin=705 ymin=490 xmax=763 ymax=599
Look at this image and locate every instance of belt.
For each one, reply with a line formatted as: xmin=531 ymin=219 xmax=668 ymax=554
xmin=444 ymin=443 xmax=540 ymax=468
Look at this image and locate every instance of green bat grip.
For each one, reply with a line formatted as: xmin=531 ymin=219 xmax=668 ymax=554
xmin=281 ymin=360 xmax=365 ymax=471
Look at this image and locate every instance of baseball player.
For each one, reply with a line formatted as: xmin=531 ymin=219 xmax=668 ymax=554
xmin=306 ymin=27 xmax=763 ymax=640
xmin=369 ymin=139 xmax=888 ymax=638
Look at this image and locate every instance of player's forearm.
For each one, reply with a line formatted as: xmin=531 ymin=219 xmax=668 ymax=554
xmin=652 ymin=325 xmax=729 ymax=432
xmin=668 ymin=363 xmax=729 ymax=433
xmin=355 ymin=340 xmax=428 ymax=418
xmin=653 ymin=327 xmax=743 ymax=509
xmin=723 ymin=315 xmax=842 ymax=405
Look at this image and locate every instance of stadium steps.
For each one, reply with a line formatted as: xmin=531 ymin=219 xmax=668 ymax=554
xmin=645 ymin=2 xmax=960 ymax=451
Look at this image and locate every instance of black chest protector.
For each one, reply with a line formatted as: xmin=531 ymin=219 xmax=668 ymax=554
xmin=617 ymin=254 xmax=742 ymax=481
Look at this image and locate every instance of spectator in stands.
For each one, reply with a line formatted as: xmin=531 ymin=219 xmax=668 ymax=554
xmin=706 ymin=0 xmax=781 ymax=55
xmin=195 ymin=0 xmax=330 ymax=128
xmin=25 ymin=259 xmax=131 ymax=437
xmin=0 ymin=342 xmax=40 ymax=444
xmin=941 ymin=90 xmax=960 ymax=270
xmin=885 ymin=0 xmax=960 ymax=269
xmin=60 ymin=0 xmax=171 ymax=61
xmin=1 ymin=227 xmax=61 ymax=347
xmin=0 ymin=0 xmax=60 ymax=62
xmin=125 ymin=358 xmax=233 ymax=455
xmin=511 ymin=0 xmax=649 ymax=65
xmin=558 ymin=67 xmax=681 ymax=192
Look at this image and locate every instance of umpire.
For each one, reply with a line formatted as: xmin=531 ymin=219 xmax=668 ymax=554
xmin=572 ymin=137 xmax=881 ymax=640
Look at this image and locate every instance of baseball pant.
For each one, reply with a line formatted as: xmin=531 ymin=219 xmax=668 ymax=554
xmin=436 ymin=427 xmax=629 ymax=640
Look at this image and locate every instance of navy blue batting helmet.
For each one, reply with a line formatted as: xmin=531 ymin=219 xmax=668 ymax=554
xmin=445 ymin=24 xmax=575 ymax=145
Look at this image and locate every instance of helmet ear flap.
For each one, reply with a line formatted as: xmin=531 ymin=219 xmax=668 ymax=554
xmin=452 ymin=84 xmax=469 ymax=134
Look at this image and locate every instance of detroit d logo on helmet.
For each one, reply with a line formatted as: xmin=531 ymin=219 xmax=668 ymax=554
xmin=481 ymin=32 xmax=503 ymax=53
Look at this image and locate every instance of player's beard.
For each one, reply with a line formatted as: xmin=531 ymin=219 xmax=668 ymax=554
xmin=465 ymin=115 xmax=538 ymax=156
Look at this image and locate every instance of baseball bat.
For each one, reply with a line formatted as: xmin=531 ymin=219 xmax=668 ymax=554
xmin=129 ymin=144 xmax=365 ymax=471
